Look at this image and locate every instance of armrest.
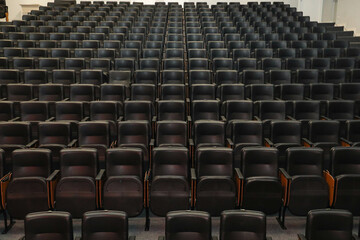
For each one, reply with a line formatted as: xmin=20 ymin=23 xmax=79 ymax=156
xmin=46 ymin=170 xmax=60 ymax=182
xmin=118 ymin=116 xmax=124 ymax=121
xmin=279 ymin=168 xmax=291 ymax=206
xmin=95 ymin=169 xmax=105 ymax=182
xmin=45 ymin=117 xmax=55 ymax=122
xmin=304 ymin=97 xmax=312 ymax=100
xmin=212 ymin=237 xmax=218 ymax=240
xmin=158 ymin=237 xmax=165 ymax=240
xmin=189 ymin=138 xmax=194 ymax=147
xmin=234 ymin=168 xmax=243 ymax=207
xmin=254 ymin=116 xmax=261 ymax=121
xmin=189 ymin=138 xmax=194 ymax=167
xmin=186 ymin=98 xmax=190 ymax=103
xmin=323 ymin=170 xmax=335 ymax=207
xmin=74 ymin=237 xmax=81 ymax=240
xmin=8 ymin=117 xmax=20 ymax=122
xmin=0 ymin=98 xmax=6 ymax=101
xmin=355 ymin=115 xmax=360 ymax=120
xmin=81 ymin=117 xmax=89 ymax=121
xmin=298 ymin=234 xmax=307 ymax=240
xmin=46 ymin=170 xmax=60 ymax=209
xmin=67 ymin=139 xmax=77 ymax=148
xmin=302 ymin=138 xmax=313 ymax=147
xmin=287 ymin=115 xmax=296 ymax=120
xmin=187 ymin=115 xmax=192 ymax=122
xmin=340 ymin=137 xmax=352 ymax=147
xmin=226 ymin=138 xmax=234 ymax=148
xmin=1 ymin=172 xmax=12 ymax=209
xmin=191 ymin=168 xmax=197 ymax=207
xmin=274 ymin=97 xmax=281 ymax=100
xmin=26 ymin=139 xmax=38 ymax=148
xmin=152 ymin=116 xmax=157 ymax=122
xmin=144 ymin=171 xmax=149 ymax=208
xmin=264 ymin=138 xmax=274 ymax=147
xmin=220 ymin=115 xmax=226 ymax=122
xmin=96 ymin=169 xmax=106 ymax=209
xmin=321 ymin=115 xmax=330 ymax=120
xmin=30 ymin=98 xmax=38 ymax=101
xmin=129 ymin=237 xmax=136 ymax=240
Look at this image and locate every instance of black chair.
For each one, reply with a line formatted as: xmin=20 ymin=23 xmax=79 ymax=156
xmin=298 ymin=209 xmax=356 ymax=240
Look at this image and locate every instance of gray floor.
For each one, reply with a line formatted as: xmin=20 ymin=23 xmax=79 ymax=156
xmin=1 ymin=212 xmax=358 ymax=240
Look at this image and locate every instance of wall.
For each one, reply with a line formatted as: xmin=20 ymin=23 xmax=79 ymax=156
xmin=322 ymin=0 xmax=336 ymax=22
xmin=5 ymin=0 xmax=325 ymax=22
xmin=336 ymin=0 xmax=360 ymax=36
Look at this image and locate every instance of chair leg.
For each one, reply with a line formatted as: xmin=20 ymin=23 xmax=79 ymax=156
xmin=145 ymin=207 xmax=150 ymax=231
xmin=276 ymin=206 xmax=287 ymax=230
xmin=2 ymin=210 xmax=15 ymax=234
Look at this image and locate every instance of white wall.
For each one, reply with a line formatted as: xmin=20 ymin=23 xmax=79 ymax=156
xmin=7 ymin=0 xmax=50 ymax=21
xmin=336 ymin=0 xmax=360 ymax=36
xmin=6 ymin=0 xmax=325 ymax=22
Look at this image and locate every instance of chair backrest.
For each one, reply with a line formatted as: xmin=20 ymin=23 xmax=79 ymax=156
xmin=106 ymin=148 xmax=143 ymax=178
xmin=118 ymin=120 xmax=150 ymax=146
xmin=241 ymin=147 xmax=278 ymax=178
xmin=156 ymin=121 xmax=187 ymax=147
xmin=82 ymin=210 xmax=128 ymax=240
xmin=0 ymin=122 xmax=30 ymax=145
xmin=286 ymin=147 xmax=324 ymax=176
xmin=271 ymin=120 xmax=301 ymax=144
xmin=309 ymin=120 xmax=339 ymax=143
xmin=166 ymin=211 xmax=212 ymax=240
xmin=194 ymin=120 xmax=225 ymax=147
xmin=220 ymin=210 xmax=267 ymax=240
xmin=196 ymin=147 xmax=233 ymax=178
xmin=231 ymin=120 xmax=263 ymax=145
xmin=39 ymin=122 xmax=71 ymax=146
xmin=25 ymin=211 xmax=73 ymax=240
xmin=305 ymin=209 xmax=353 ymax=240
xmin=331 ymin=147 xmax=360 ymax=176
xmin=60 ymin=148 xmax=98 ymax=178
xmin=78 ymin=121 xmax=110 ymax=147
xmin=12 ymin=149 xmax=51 ymax=178
xmin=152 ymin=147 xmax=189 ymax=178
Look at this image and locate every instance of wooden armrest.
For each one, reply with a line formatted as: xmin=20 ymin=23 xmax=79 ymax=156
xmin=302 ymin=138 xmax=313 ymax=147
xmin=26 ymin=139 xmax=38 ymax=148
xmin=46 ymin=170 xmax=60 ymax=209
xmin=30 ymin=98 xmax=38 ymax=101
xmin=234 ymin=168 xmax=243 ymax=207
xmin=287 ymin=115 xmax=296 ymax=120
xmin=226 ymin=138 xmax=234 ymax=148
xmin=81 ymin=116 xmax=89 ymax=121
xmin=191 ymin=168 xmax=197 ymax=207
xmin=45 ymin=117 xmax=55 ymax=122
xmin=62 ymin=98 xmax=70 ymax=101
xmin=95 ymin=169 xmax=105 ymax=182
xmin=67 ymin=139 xmax=77 ymax=148
xmin=152 ymin=116 xmax=157 ymax=122
xmin=1 ymin=172 xmax=12 ymax=209
xmin=118 ymin=116 xmax=124 ymax=121
xmin=187 ymin=115 xmax=192 ymax=122
xmin=340 ymin=137 xmax=352 ymax=147
xmin=264 ymin=138 xmax=274 ymax=147
xmin=298 ymin=234 xmax=307 ymax=240
xmin=220 ymin=115 xmax=226 ymax=122
xmin=9 ymin=117 xmax=20 ymax=122
xmin=321 ymin=115 xmax=330 ymax=120
xmin=96 ymin=169 xmax=105 ymax=209
xmin=254 ymin=116 xmax=261 ymax=121
xmin=279 ymin=168 xmax=291 ymax=206
xmin=323 ymin=170 xmax=335 ymax=207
